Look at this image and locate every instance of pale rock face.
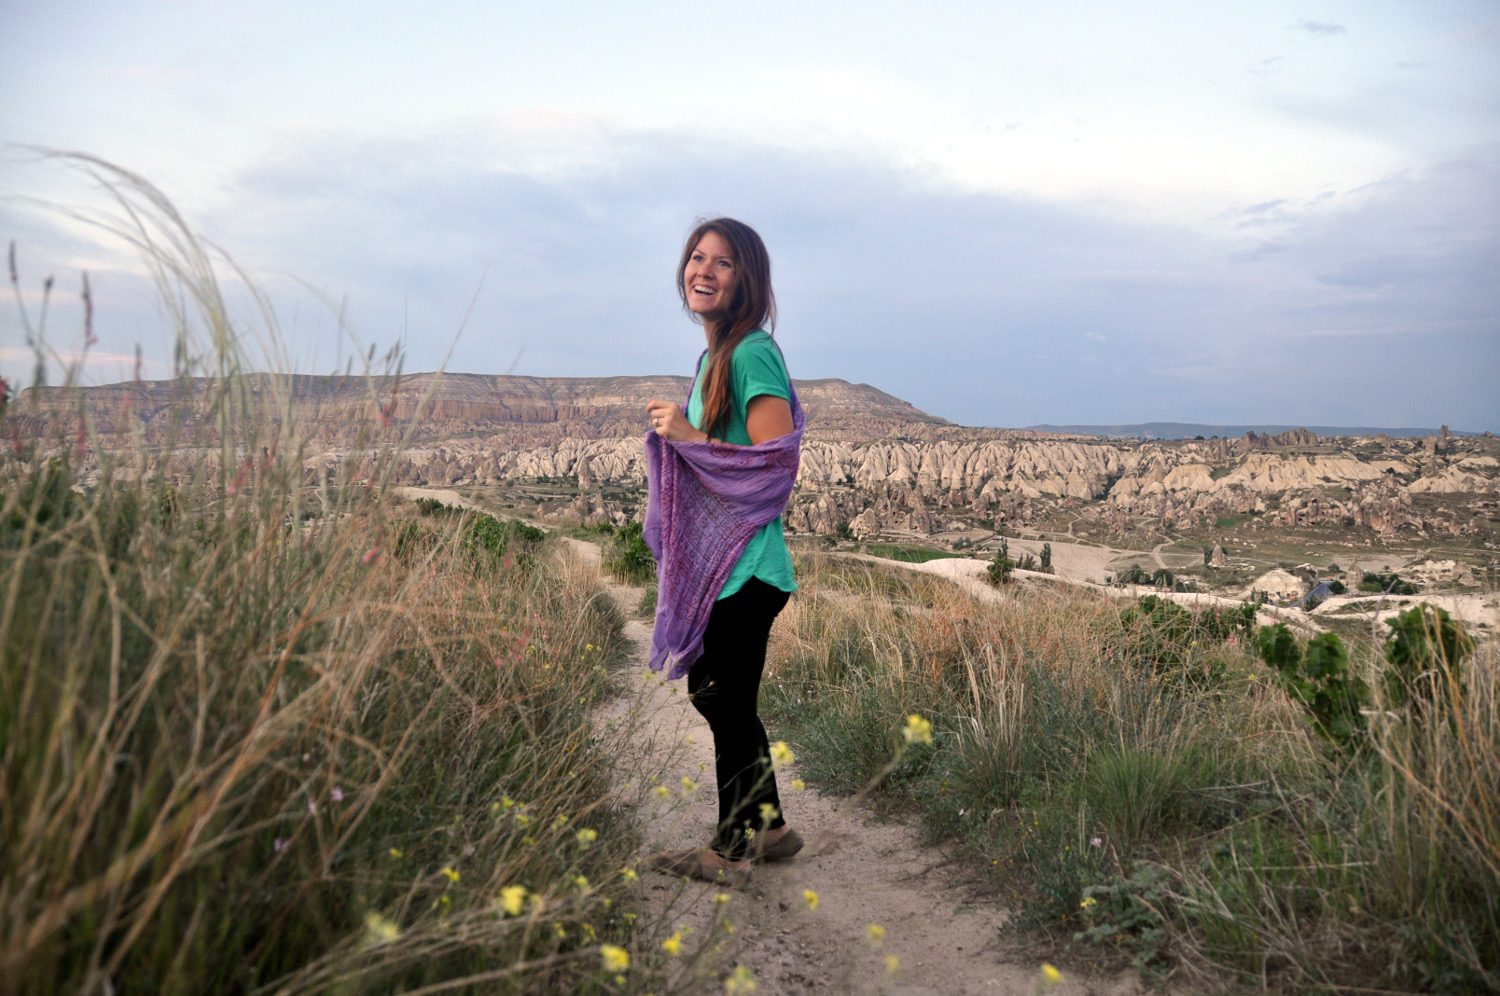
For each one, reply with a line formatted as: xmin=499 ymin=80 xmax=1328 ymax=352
xmin=20 ymin=374 xmax=1498 ymax=544
xmin=1407 ymin=465 xmax=1500 ymax=494
xmin=1243 ymin=569 xmax=1306 ymax=600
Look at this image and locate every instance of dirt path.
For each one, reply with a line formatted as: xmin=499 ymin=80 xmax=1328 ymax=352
xmin=568 ymin=541 xmax=1146 ymax=996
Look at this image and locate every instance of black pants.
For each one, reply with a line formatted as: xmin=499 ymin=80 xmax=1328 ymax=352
xmin=687 ymin=577 xmax=791 ymax=861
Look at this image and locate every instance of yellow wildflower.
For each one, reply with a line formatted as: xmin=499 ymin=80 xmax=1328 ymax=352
xmin=790 ymin=778 xmax=806 ymax=792
xmin=902 ymin=714 xmax=934 ymax=746
xmin=866 ymin=923 xmax=886 ymax=945
xmin=387 ymin=847 xmax=403 ymax=859
xmin=1041 ymin=962 xmax=1063 ymax=984
xmin=600 ymin=944 xmax=630 ymax=972
xmin=499 ymin=885 xmax=527 ymax=916
xmin=620 ymin=867 xmax=639 ymax=882
xmin=575 ymin=828 xmax=598 ymax=846
xmin=440 ymin=866 xmax=460 ymax=883
xmin=725 ymin=964 xmax=758 ymax=993
xmin=661 ymin=929 xmax=685 ymax=956
xmin=1080 ymin=896 xmax=1098 ymax=910
xmin=802 ymin=889 xmax=819 ymax=911
xmin=885 ymin=954 xmax=901 ymax=976
xmin=652 ymin=784 xmax=671 ymax=798
xmin=713 ymin=891 xmax=731 ymax=906
xmin=572 ymin=874 xmax=590 ymax=893
xmin=680 ymin=776 xmax=698 ymax=793
xmin=758 ymin=803 xmax=780 ymax=823
xmin=769 ymin=741 xmax=794 ymax=765
xmin=363 ymin=911 xmax=400 ymax=944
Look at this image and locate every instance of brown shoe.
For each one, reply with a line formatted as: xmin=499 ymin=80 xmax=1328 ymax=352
xmin=650 ymin=849 xmax=752 ymax=887
xmin=752 ymin=827 xmax=804 ymax=863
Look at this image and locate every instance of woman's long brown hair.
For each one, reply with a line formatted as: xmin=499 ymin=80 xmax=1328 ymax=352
xmin=676 ymin=218 xmax=777 ymax=439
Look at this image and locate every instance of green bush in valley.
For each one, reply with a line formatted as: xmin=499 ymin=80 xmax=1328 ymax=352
xmin=986 ymin=538 xmax=1014 ymax=586
xmin=1358 ymin=571 xmax=1418 ymax=595
xmin=1116 ymin=595 xmax=1255 ymax=686
xmin=603 ymin=520 xmax=655 ymax=584
xmin=464 ymin=512 xmax=544 ymax=571
xmin=1382 ymin=603 xmax=1473 ymax=713
xmin=1258 ymin=625 xmax=1368 ymax=748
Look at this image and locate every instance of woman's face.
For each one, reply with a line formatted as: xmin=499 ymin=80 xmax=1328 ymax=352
xmin=683 ymin=230 xmax=738 ymax=324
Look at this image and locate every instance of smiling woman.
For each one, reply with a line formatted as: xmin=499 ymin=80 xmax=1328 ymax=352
xmin=642 ymin=218 xmax=805 ymax=885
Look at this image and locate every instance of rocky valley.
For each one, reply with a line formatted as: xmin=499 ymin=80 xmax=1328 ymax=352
xmin=13 ymin=371 xmax=1499 ymax=614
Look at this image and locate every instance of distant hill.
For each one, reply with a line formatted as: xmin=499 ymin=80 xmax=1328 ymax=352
xmin=1022 ymin=422 xmax=1476 ymax=440
xmin=13 ymin=372 xmax=948 ymax=446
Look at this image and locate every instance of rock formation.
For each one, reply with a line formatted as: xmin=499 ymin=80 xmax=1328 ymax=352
xmin=9 ymin=374 xmax=1497 ymax=545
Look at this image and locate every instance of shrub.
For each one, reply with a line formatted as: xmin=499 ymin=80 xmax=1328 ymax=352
xmin=603 ymin=520 xmax=655 ymax=584
xmin=1258 ymin=626 xmax=1368 ymax=748
xmin=1382 ymin=603 xmax=1473 ymax=713
xmin=1359 ymin=571 xmax=1418 ymax=595
xmin=464 ymin=511 xmax=544 ymax=570
xmin=986 ymin=538 xmax=1014 ymax=586
xmin=1115 ymin=595 xmax=1254 ymax=686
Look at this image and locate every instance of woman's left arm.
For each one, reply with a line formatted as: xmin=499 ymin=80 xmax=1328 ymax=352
xmin=746 ymin=395 xmax=794 ymax=445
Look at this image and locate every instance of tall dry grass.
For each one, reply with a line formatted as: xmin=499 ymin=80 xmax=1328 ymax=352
xmin=766 ymin=553 xmax=1499 ymax=991
xmin=1 ymin=159 xmax=651 ymax=994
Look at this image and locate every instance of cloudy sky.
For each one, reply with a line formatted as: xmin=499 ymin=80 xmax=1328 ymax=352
xmin=2 ymin=1 xmax=1497 ymax=430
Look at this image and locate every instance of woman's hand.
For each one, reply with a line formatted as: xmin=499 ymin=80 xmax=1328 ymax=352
xmin=646 ymin=399 xmax=708 ymax=443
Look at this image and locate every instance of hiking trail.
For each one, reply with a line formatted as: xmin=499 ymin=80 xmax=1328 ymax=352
xmin=564 ymin=538 xmax=1148 ymax=996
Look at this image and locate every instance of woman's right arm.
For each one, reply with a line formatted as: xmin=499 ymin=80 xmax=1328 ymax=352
xmin=745 ymin=395 xmax=793 ymax=444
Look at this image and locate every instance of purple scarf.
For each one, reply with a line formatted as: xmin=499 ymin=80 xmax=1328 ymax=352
xmin=643 ymin=382 xmax=804 ymax=679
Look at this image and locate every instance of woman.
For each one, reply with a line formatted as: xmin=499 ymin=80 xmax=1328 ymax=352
xmin=642 ymin=218 xmax=805 ymax=885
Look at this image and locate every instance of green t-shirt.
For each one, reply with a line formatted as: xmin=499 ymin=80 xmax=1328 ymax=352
xmin=686 ymin=330 xmax=798 ymax=600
